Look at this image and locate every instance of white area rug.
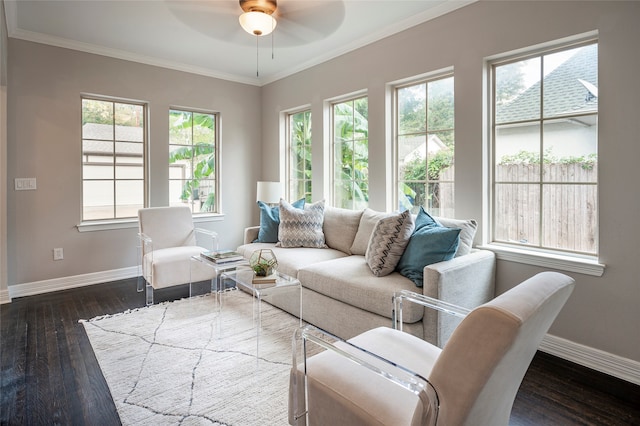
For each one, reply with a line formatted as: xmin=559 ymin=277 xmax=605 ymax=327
xmin=81 ymin=290 xmax=300 ymax=425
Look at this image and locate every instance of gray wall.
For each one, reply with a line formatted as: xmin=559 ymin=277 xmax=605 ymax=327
xmin=1 ymin=0 xmax=7 ymax=300
xmin=261 ymin=1 xmax=640 ymax=363
xmin=6 ymin=39 xmax=261 ymax=286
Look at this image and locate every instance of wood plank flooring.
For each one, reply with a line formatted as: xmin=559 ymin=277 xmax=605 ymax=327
xmin=1 ymin=278 xmax=639 ymax=425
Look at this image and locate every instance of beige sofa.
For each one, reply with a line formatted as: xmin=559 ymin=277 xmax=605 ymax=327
xmin=237 ymin=206 xmax=496 ymax=346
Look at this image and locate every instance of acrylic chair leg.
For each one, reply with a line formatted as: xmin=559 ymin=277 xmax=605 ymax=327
xmin=137 ymin=276 xmax=144 ymax=292
xmin=146 ymin=283 xmax=153 ymax=306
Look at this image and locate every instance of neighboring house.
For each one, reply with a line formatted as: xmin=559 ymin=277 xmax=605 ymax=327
xmin=495 ymin=44 xmax=598 ymax=161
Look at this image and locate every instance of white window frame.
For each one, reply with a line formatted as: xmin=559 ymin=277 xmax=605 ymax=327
xmin=168 ymin=107 xmax=221 ymax=215
xmin=79 ymin=95 xmax=147 ymax=224
xmin=330 ymin=93 xmax=369 ymax=210
xmin=393 ymin=72 xmax=455 ymax=216
xmin=483 ymin=35 xmax=604 ymax=276
xmin=285 ymin=108 xmax=312 ymax=202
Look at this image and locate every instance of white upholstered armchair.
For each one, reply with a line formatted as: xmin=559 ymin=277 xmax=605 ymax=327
xmin=290 ymin=271 xmax=575 ymax=426
xmin=137 ymin=206 xmax=219 ymax=305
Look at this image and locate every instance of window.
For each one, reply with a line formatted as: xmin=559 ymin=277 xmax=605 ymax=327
xmin=491 ymin=41 xmax=598 ymax=255
xmin=396 ymin=74 xmax=454 ymax=216
xmin=332 ymin=96 xmax=368 ymax=210
xmin=81 ymin=97 xmax=145 ymax=221
xmin=287 ymin=109 xmax=312 ymax=202
xmin=169 ymin=109 xmax=218 ymax=213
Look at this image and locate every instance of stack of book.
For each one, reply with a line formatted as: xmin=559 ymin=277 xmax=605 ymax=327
xmin=200 ymin=250 xmax=244 ymax=264
xmin=252 ymin=273 xmax=278 ymax=285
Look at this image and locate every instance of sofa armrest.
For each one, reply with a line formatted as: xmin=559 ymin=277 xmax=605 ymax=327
xmin=244 ymin=226 xmax=260 ymax=244
xmin=421 ymin=249 xmax=496 ymax=347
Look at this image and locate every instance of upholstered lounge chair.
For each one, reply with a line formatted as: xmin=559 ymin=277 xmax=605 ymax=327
xmin=290 ymin=271 xmax=575 ymax=426
xmin=137 ymin=206 xmax=218 ymax=305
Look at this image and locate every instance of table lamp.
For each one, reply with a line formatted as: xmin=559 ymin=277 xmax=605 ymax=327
xmin=256 ymin=181 xmax=282 ymax=207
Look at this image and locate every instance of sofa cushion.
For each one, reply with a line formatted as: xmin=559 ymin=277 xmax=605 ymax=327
xmin=255 ymin=198 xmax=305 ymax=243
xmin=397 ymin=208 xmax=461 ymax=287
xmin=350 ymin=209 xmax=390 ymax=255
xmin=278 ymin=199 xmax=327 ymax=248
xmin=298 ymin=256 xmax=424 ymax=323
xmin=365 ymin=210 xmax=415 ymax=277
xmin=323 ymin=206 xmax=363 ymax=255
xmin=237 ymin=242 xmax=347 ymax=278
xmin=435 ymin=216 xmax=477 ymax=257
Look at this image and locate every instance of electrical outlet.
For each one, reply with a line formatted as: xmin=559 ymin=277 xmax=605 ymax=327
xmin=53 ymin=248 xmax=64 ymax=261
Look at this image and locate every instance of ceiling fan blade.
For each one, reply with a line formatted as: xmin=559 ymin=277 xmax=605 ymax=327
xmin=275 ymin=1 xmax=345 ymax=45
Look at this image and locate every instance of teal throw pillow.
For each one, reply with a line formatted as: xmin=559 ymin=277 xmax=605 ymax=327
xmin=255 ymin=198 xmax=305 ymax=243
xmin=396 ymin=207 xmax=461 ymax=287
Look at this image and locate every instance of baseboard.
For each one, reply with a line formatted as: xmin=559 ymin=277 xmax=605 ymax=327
xmin=0 ymin=288 xmax=10 ymax=304
xmin=5 ymin=268 xmax=640 ymax=386
xmin=8 ymin=266 xmax=139 ymax=299
xmin=540 ymin=334 xmax=640 ymax=386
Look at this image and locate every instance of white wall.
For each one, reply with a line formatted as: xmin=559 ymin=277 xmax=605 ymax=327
xmin=261 ymin=1 xmax=640 ymax=365
xmin=6 ymin=39 xmax=262 ymax=288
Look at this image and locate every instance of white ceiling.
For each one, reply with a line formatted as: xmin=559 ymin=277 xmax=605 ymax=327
xmin=3 ymin=0 xmax=473 ymax=86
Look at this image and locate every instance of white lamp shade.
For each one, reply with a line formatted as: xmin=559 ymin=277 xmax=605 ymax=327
xmin=256 ymin=181 xmax=282 ymax=204
xmin=239 ymin=12 xmax=277 ymax=36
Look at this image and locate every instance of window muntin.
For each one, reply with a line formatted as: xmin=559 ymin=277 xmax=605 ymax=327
xmin=491 ymin=42 xmax=598 ymax=255
xmin=169 ymin=109 xmax=218 ymax=214
xmin=81 ymin=97 xmax=146 ymax=221
xmin=396 ymin=75 xmax=454 ymax=216
xmin=287 ymin=109 xmax=312 ymax=202
xmin=332 ymin=96 xmax=368 ymax=210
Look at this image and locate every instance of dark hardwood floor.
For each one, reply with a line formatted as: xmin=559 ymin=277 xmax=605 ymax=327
xmin=1 ymin=278 xmax=639 ymax=425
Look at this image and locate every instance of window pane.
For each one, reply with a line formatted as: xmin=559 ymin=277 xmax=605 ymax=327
xmin=115 ymin=180 xmax=143 ymax=218
xmin=398 ymin=135 xmax=426 ymax=182
xmin=399 ymin=182 xmax=425 ymax=213
xmin=542 ymin=184 xmax=597 ymax=253
xmin=543 ymin=45 xmax=598 ymax=119
xmin=543 ymin=118 xmax=597 ymax=183
xmin=398 ymin=84 xmax=426 ymax=135
xmin=428 ymin=181 xmax=454 ymax=217
xmin=83 ymin=180 xmax=114 ymax=220
xmin=427 ymin=77 xmax=454 ymax=131
xmin=169 ymin=179 xmax=187 ymax=206
xmin=495 ymin=124 xmax=541 ymax=183
xmin=169 ymin=110 xmax=192 ymax=145
xmin=115 ymin=103 xmax=144 ymax=142
xmin=494 ymin=183 xmax=541 ymax=246
xmin=495 ymin=57 xmax=541 ymax=124
xmin=193 ymin=113 xmax=215 ymax=144
xmin=169 ymin=109 xmax=217 ymax=214
xmin=82 ymin=97 xmax=146 ymax=221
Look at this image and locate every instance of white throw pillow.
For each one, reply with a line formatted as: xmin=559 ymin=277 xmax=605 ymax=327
xmin=323 ymin=206 xmax=363 ymax=254
xmin=278 ymin=199 xmax=327 ymax=248
xmin=434 ymin=217 xmax=477 ymax=257
xmin=350 ymin=209 xmax=390 ymax=256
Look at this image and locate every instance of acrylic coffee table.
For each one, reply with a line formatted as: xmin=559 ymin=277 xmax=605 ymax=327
xmin=219 ymin=266 xmax=303 ymax=364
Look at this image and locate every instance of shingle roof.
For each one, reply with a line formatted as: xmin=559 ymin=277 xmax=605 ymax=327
xmin=496 ymin=44 xmax=598 ymax=123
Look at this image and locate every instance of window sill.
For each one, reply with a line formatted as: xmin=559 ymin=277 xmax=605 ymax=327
xmin=76 ymin=213 xmax=225 ymax=232
xmin=479 ymin=243 xmax=605 ymax=277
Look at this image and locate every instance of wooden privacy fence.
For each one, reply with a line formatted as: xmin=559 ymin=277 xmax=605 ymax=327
xmin=494 ymin=163 xmax=597 ymax=254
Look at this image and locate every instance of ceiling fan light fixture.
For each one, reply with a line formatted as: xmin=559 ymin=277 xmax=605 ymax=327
xmin=239 ymin=11 xmax=277 ymax=36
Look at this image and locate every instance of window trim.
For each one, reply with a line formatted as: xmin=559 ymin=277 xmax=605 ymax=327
xmin=392 ymin=71 xmax=455 ymax=216
xmin=329 ymin=92 xmax=369 ymax=210
xmin=285 ymin=107 xmax=312 ymax=202
xmin=80 ymin=94 xmax=148 ymax=223
xmin=486 ymin=35 xmax=601 ymax=267
xmin=168 ymin=107 xmax=221 ymax=215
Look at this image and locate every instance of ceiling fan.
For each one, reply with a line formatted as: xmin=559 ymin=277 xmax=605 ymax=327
xmin=166 ymin=1 xmax=345 ymax=47
xmin=238 ymin=0 xmax=278 ymax=36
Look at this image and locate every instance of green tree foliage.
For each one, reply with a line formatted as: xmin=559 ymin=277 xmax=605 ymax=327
xmin=169 ymin=110 xmax=216 ymax=211
xmin=333 ymin=99 xmax=369 ymax=208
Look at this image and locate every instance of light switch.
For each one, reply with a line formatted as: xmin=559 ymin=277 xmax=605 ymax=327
xmin=15 ymin=178 xmax=37 ymax=191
